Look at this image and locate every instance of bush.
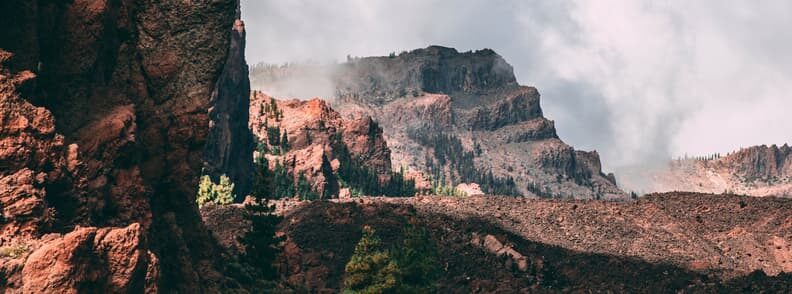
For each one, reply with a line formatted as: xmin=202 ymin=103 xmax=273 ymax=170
xmin=196 ymin=174 xmax=235 ymax=208
xmin=343 ymin=226 xmax=400 ymax=293
xmin=0 ymin=244 xmax=29 ymax=258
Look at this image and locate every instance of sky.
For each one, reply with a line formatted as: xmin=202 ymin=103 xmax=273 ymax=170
xmin=240 ymin=0 xmax=792 ymax=180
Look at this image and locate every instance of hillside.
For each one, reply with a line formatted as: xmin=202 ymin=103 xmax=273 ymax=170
xmin=203 ymin=192 xmax=792 ymax=292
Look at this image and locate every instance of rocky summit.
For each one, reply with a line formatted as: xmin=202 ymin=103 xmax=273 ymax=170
xmin=253 ymin=46 xmax=624 ymax=199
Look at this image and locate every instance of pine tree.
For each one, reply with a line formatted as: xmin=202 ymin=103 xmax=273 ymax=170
xmin=280 ymin=132 xmax=290 ymax=151
xmin=394 ymin=225 xmax=441 ymax=293
xmin=240 ymin=197 xmax=283 ymax=281
xmin=343 ymin=226 xmax=400 ymax=294
xmin=252 ymin=155 xmax=272 ymax=199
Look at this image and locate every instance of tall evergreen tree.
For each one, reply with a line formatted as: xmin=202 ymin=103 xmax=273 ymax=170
xmin=394 ymin=225 xmax=441 ymax=293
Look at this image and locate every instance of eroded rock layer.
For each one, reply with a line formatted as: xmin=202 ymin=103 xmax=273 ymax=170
xmin=330 ymin=46 xmax=624 ymax=199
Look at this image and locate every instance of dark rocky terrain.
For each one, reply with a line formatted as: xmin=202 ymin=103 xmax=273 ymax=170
xmin=204 ymin=192 xmax=792 ymax=292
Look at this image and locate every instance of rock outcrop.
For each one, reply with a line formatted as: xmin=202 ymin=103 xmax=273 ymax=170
xmin=204 ymin=9 xmax=255 ymax=197
xmin=626 ymin=144 xmax=792 ymax=197
xmin=321 ymin=46 xmax=623 ymax=199
xmin=0 ymin=0 xmax=244 ymax=292
xmin=249 ymin=91 xmax=398 ymax=197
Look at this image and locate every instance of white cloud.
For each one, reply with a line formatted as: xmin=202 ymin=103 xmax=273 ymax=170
xmin=241 ymin=0 xmax=792 ymax=183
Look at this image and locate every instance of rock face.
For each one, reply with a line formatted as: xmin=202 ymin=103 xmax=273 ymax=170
xmin=204 ymin=10 xmax=255 ymax=197
xmin=249 ymin=91 xmax=396 ymax=197
xmin=626 ymin=144 xmax=792 ymax=197
xmin=325 ymin=46 xmax=623 ymax=199
xmin=0 ymin=0 xmax=243 ymax=292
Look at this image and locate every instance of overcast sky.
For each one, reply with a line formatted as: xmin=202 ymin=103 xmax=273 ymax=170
xmin=241 ymin=0 xmax=791 ymax=176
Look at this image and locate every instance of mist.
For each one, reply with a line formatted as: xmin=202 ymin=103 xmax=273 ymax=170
xmin=241 ymin=0 xmax=792 ymax=191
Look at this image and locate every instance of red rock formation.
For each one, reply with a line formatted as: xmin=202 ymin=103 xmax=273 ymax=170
xmin=249 ymin=92 xmax=395 ymax=197
xmin=0 ymin=0 xmax=243 ymax=292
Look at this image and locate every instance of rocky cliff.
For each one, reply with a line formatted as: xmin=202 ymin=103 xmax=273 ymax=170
xmin=249 ymin=91 xmax=412 ymax=198
xmin=0 ymin=0 xmax=244 ymax=292
xmin=324 ymin=46 xmax=623 ymax=199
xmin=204 ymin=9 xmax=254 ymax=198
xmin=627 ymin=144 xmax=792 ymax=197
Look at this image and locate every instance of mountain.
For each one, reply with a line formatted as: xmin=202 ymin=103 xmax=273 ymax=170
xmin=624 ymin=144 xmax=792 ymax=197
xmin=251 ymin=46 xmax=625 ymax=199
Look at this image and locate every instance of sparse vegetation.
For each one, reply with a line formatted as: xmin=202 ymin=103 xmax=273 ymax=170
xmin=196 ymin=174 xmax=235 ymax=208
xmin=0 ymin=244 xmax=29 ymax=258
xmin=332 ymin=133 xmax=416 ymax=197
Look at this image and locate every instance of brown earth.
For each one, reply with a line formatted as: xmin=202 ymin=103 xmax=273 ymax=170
xmin=204 ymin=192 xmax=792 ymax=293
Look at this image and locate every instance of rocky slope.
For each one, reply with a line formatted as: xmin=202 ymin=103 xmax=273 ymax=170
xmin=204 ymin=192 xmax=792 ymax=292
xmin=249 ymin=91 xmax=416 ymax=198
xmin=0 ymin=0 xmax=246 ymax=292
xmin=625 ymin=144 xmax=792 ymax=197
xmin=251 ymin=46 xmax=624 ymax=199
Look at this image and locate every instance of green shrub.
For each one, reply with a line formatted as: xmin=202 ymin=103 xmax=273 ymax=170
xmin=0 ymin=244 xmax=29 ymax=258
xmin=196 ymin=174 xmax=235 ymax=208
xmin=343 ymin=226 xmax=400 ymax=294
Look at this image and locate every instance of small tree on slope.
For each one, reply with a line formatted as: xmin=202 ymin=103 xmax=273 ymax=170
xmin=343 ymin=226 xmax=400 ymax=294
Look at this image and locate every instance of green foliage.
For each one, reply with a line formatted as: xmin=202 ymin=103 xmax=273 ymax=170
xmin=196 ymin=174 xmax=235 ymax=208
xmin=343 ymin=225 xmax=442 ymax=294
xmin=431 ymin=182 xmax=465 ymax=197
xmin=240 ymin=197 xmax=284 ymax=281
xmin=296 ymin=173 xmax=319 ymax=201
xmin=393 ymin=225 xmax=442 ymax=293
xmin=343 ymin=226 xmax=400 ymax=294
xmin=267 ymin=126 xmax=282 ymax=146
xmin=280 ymin=132 xmax=290 ymax=151
xmin=252 ymin=154 xmax=322 ymax=200
xmin=0 ymin=244 xmax=29 ymax=258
